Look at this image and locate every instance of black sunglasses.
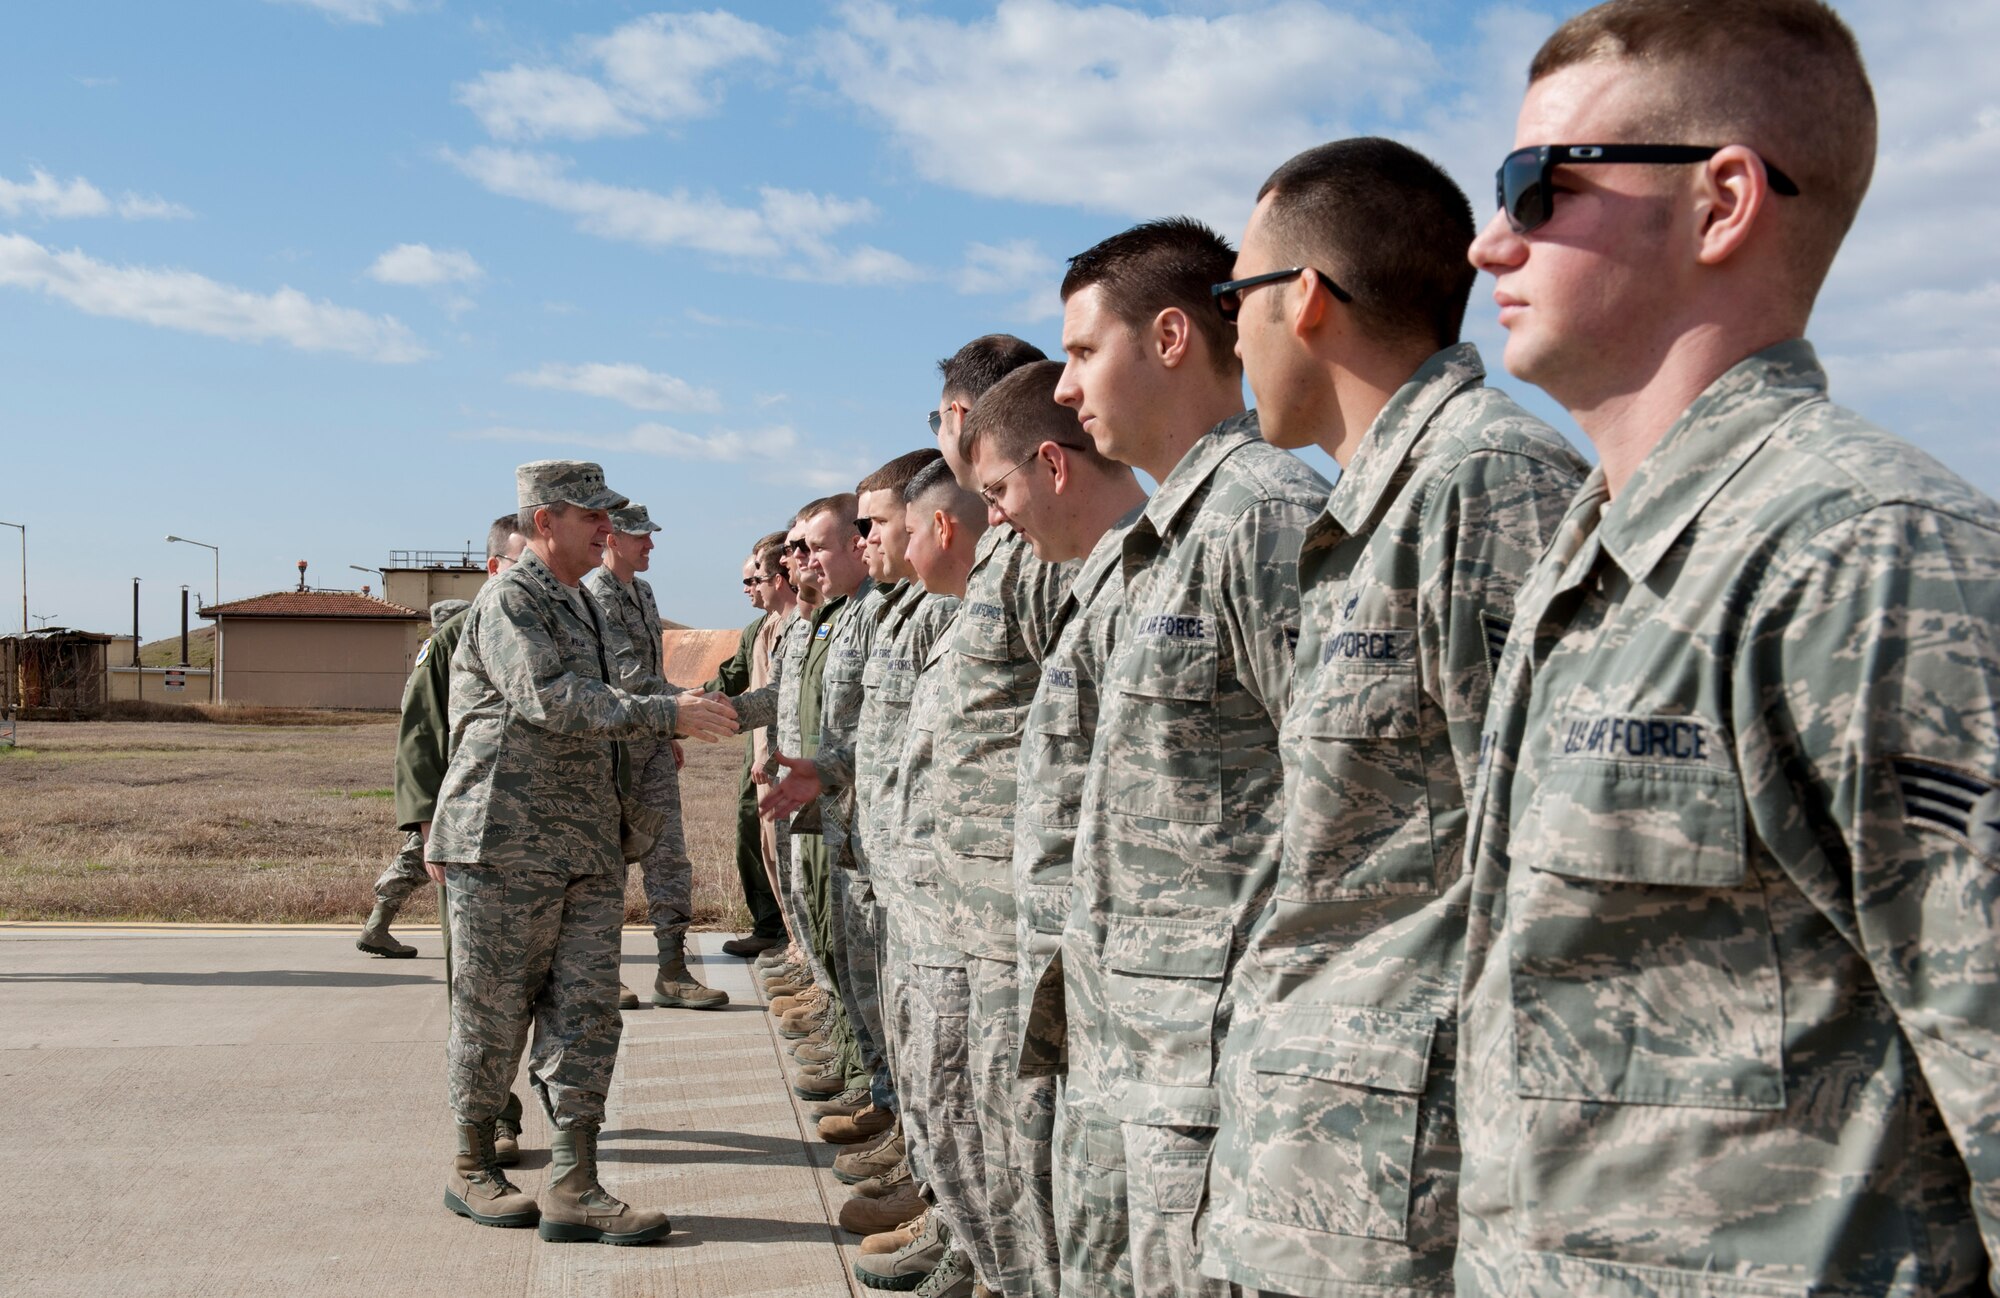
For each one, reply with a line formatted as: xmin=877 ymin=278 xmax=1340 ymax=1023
xmin=786 ymin=539 xmax=809 ymax=556
xmin=1497 ymin=143 xmax=1800 ymax=235
xmin=1211 ymin=267 xmax=1351 ymax=323
xmin=741 ymin=576 xmax=760 ymax=588
xmin=856 ymin=517 xmax=873 ymax=539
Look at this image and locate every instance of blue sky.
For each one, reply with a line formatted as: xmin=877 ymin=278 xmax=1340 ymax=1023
xmin=4 ymin=0 xmax=1994 ymax=636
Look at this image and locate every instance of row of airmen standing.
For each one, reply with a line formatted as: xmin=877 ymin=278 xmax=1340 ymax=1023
xmin=411 ymin=1 xmax=2000 ymax=1294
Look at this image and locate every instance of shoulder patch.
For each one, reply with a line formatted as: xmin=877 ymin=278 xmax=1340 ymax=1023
xmin=1892 ymin=756 xmax=2000 ymax=866
xmin=414 ymin=637 xmax=433 ymax=669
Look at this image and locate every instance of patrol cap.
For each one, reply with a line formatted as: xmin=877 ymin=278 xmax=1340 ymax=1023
xmin=515 ymin=459 xmax=628 ymax=513
xmin=429 ymin=598 xmax=470 ymax=628
xmin=610 ymin=503 xmax=661 ymax=535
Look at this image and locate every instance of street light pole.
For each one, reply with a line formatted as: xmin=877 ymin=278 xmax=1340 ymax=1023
xmin=0 ymin=521 xmax=23 ymax=635
xmin=166 ymin=534 xmax=222 ymax=704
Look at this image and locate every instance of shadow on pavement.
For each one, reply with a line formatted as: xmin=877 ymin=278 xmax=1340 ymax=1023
xmin=0 ymin=969 xmax=441 ymax=988
xmin=598 ymin=1126 xmax=811 ymax=1167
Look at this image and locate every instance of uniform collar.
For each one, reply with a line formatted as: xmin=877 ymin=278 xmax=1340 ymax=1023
xmin=1596 ymin=340 xmax=1826 ymax=583
xmin=1326 ymin=343 xmax=1484 ymax=537
xmin=1139 ymin=411 xmax=1262 ymax=538
xmin=517 ymin=548 xmax=576 ymax=602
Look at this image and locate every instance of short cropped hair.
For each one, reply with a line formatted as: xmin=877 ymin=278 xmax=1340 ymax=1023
xmin=515 ymin=500 xmax=569 ymax=536
xmin=796 ymin=492 xmax=860 ymax=532
xmin=857 ymin=448 xmax=944 ymax=498
xmin=1258 ymin=138 xmax=1477 ymax=350
xmin=936 ymin=335 xmax=1049 ymax=404
xmin=486 ymin=512 xmax=524 ymax=561
xmin=1531 ymin=0 xmax=1875 ymax=299
xmin=960 ymin=360 xmax=1107 ymax=468
xmin=904 ymin=458 xmax=985 ymax=527
xmin=1061 ymin=217 xmax=1240 ymax=376
xmin=754 ymin=529 xmax=788 ymax=574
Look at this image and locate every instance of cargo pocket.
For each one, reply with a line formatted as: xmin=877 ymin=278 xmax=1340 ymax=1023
xmin=1283 ymin=659 xmax=1437 ymax=900
xmin=1510 ymin=748 xmax=1783 ymax=1110
xmin=1104 ymin=912 xmax=1230 ymax=1091
xmin=1243 ymin=1004 xmax=1435 ymax=1242
xmin=1106 ymin=635 xmax=1220 ymax=824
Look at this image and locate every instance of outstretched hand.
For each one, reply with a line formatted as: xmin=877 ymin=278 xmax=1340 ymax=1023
xmin=757 ymin=751 xmax=824 ymax=821
xmin=675 ymin=690 xmax=738 ymax=742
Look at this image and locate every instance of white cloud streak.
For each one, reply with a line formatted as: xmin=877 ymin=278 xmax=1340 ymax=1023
xmin=0 ymin=233 xmax=428 ymax=362
xmin=265 ymin=0 xmax=418 ymax=24
xmin=366 ymin=242 xmax=484 ymax=286
xmin=457 ymin=10 xmax=781 ymax=141
xmin=446 ymin=146 xmax=921 ymax=284
xmin=464 ymin=420 xmax=863 ymax=489
xmin=0 ymin=168 xmax=190 ymax=221
xmin=510 ymin=361 xmax=723 ymax=414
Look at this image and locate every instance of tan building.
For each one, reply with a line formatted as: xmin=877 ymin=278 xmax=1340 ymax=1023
xmin=382 ymin=551 xmax=487 ymax=618
xmin=202 ymin=591 xmax=426 ymax=710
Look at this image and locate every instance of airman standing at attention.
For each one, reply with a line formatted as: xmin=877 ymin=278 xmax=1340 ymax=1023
xmin=1053 ymin=219 xmax=1327 ymax=1298
xmin=706 ymin=544 xmax=789 ymax=959
xmin=1454 ymin=3 xmax=2000 ymax=1295
xmin=585 ymin=503 xmax=728 ymax=1010
xmin=427 ymin=460 xmax=736 ymax=1245
xmin=962 ymin=358 xmax=1150 ymax=1298
xmin=1198 ymin=138 xmax=1584 ymax=1298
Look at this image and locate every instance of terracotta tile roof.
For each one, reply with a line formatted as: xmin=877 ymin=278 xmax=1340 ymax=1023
xmin=200 ymin=590 xmax=425 ymax=620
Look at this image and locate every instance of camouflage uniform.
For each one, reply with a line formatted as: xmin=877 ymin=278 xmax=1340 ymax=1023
xmin=583 ymin=562 xmax=695 ymax=954
xmin=744 ymin=611 xmax=827 ymax=984
xmin=1198 ymin=346 xmax=1584 ymax=1298
xmin=1015 ymin=518 xmax=1135 ymax=1298
xmin=375 ymin=600 xmax=476 ymax=934
xmin=1061 ymin=413 xmax=1325 ymax=1297
xmin=431 ymin=544 xmax=677 ymax=1129
xmin=1457 ymin=342 xmax=2000 ymax=1298
xmin=929 ymin=528 xmax=1074 ymax=1295
xmin=870 ymin=591 xmax=961 ymax=1173
xmin=704 ymin=613 xmax=787 ymax=944
xmin=816 ymin=578 xmax=913 ymax=1113
xmin=889 ymin=608 xmax=975 ymax=1235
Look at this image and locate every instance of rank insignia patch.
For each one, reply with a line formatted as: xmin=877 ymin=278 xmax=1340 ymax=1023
xmin=1892 ymin=756 xmax=2000 ymax=866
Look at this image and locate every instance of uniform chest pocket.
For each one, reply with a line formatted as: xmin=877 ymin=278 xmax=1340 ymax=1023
xmin=1104 ymin=912 xmax=1231 ymax=1090
xmin=1509 ymin=745 xmax=1784 ymax=1111
xmin=1243 ymin=1005 xmax=1441 ymax=1244
xmin=1281 ymin=658 xmax=1437 ymax=901
xmin=1022 ymin=686 xmax=1086 ymax=829
xmin=1107 ymin=634 xmax=1220 ymax=824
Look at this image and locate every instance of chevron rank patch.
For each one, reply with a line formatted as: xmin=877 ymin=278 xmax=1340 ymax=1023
xmin=1479 ymin=610 xmax=1512 ymax=672
xmin=1892 ymin=756 xmax=2000 ymax=866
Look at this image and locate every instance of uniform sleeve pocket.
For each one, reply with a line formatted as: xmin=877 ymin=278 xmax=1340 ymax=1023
xmin=1243 ymin=1005 xmax=1437 ymax=1242
xmin=1104 ymin=913 xmax=1230 ymax=1090
xmin=1511 ymin=748 xmax=1783 ymax=1111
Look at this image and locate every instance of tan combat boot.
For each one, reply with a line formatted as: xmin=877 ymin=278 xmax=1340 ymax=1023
xmin=617 ymin=982 xmax=641 ymax=1010
xmin=537 ymin=1123 xmax=671 ymax=1245
xmin=820 ymin=1103 xmax=895 ymax=1145
xmin=771 ymin=985 xmax=824 ymax=1016
xmin=444 ymin=1120 xmax=539 ymax=1228
xmin=356 ymin=902 xmax=416 ymax=959
xmin=493 ymin=1091 xmax=524 ymax=1166
xmin=652 ymin=952 xmax=728 ymax=1010
xmin=839 ymin=1181 xmax=926 ymax=1236
xmin=859 ymin=1208 xmax=927 ymax=1256
xmin=854 ymin=1209 xmax=949 ymax=1289
xmin=832 ymin=1127 xmax=905 ymax=1184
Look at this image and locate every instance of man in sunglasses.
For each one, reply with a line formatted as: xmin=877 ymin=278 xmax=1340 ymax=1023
xmin=1051 ymin=219 xmax=1327 ymax=1298
xmin=1197 ymin=137 xmax=1585 ymax=1298
xmin=1455 ymin=3 xmax=2000 ymax=1296
xmin=962 ymin=357 xmax=1149 ymax=1298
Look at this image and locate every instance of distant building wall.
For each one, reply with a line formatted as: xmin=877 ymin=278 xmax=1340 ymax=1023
xmin=384 ymin=568 xmax=486 ymax=618
xmin=218 ymin=619 xmax=414 ymax=709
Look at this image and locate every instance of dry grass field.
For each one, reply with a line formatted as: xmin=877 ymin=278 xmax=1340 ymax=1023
xmin=0 ymin=716 xmax=751 ymax=928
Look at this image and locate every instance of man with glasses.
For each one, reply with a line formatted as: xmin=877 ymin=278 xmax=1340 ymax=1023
xmin=1052 ymin=220 xmax=1326 ymax=1298
xmin=1454 ymin=3 xmax=2000 ymax=1295
xmin=962 ymin=358 xmax=1149 ymax=1298
xmin=704 ymin=545 xmax=791 ymax=960
xmin=1197 ymin=138 xmax=1584 ymax=1298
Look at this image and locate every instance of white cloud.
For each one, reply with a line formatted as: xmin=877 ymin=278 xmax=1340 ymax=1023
xmin=457 ymin=10 xmax=781 ymax=141
xmin=265 ymin=0 xmax=418 ymax=24
xmin=447 ymin=146 xmax=922 ymax=284
xmin=0 ymin=168 xmax=189 ymax=221
xmin=821 ymin=0 xmax=1435 ymax=227
xmin=465 ymin=420 xmax=862 ymax=489
xmin=0 ymin=233 xmax=428 ymax=362
xmin=956 ymin=239 xmax=1063 ymax=321
xmin=511 ymin=361 xmax=723 ymax=413
xmin=366 ymin=242 xmax=485 ymax=286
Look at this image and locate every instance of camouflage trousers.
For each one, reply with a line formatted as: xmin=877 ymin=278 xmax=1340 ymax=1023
xmin=630 ymin=741 xmax=691 ymax=949
xmin=880 ymin=901 xmax=927 ymax=1182
xmin=774 ymin=826 xmax=829 ymax=988
xmin=1055 ymin=1096 xmax=1228 ymax=1298
xmin=831 ymin=866 xmax=893 ymax=1110
xmin=967 ymin=953 xmax=1059 ymax=1297
xmin=373 ymin=829 xmax=431 ymax=910
xmin=899 ymin=947 xmax=995 ymax=1289
xmin=798 ymin=832 xmax=865 ymax=1085
xmin=445 ymin=863 xmax=624 ymax=1129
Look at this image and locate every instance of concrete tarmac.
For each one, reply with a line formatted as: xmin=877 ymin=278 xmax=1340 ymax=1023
xmin=0 ymin=924 xmax=868 ymax=1298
